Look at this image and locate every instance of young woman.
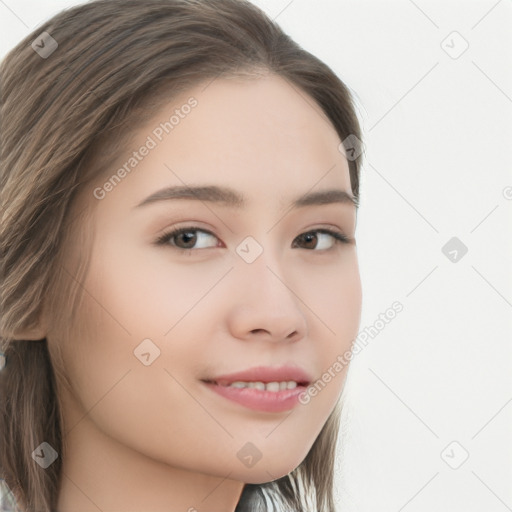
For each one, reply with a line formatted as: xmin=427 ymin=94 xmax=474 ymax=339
xmin=0 ymin=0 xmax=364 ymax=510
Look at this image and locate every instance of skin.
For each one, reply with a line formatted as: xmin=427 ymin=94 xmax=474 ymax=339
xmin=23 ymin=72 xmax=362 ymax=511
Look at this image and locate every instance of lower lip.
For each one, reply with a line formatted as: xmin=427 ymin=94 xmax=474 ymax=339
xmin=203 ymin=382 xmax=306 ymax=413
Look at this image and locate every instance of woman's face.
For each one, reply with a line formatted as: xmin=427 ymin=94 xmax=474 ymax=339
xmin=51 ymin=72 xmax=362 ymax=485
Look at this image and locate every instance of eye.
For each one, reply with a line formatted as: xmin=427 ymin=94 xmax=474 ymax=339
xmin=155 ymin=226 xmax=220 ymax=250
xmin=155 ymin=226 xmax=353 ymax=252
xmin=292 ymin=229 xmax=353 ymax=251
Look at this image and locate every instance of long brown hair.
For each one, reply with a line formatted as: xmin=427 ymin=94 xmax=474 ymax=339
xmin=0 ymin=0 xmax=363 ymax=510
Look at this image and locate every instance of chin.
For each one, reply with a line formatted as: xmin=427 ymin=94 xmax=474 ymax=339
xmin=238 ymin=458 xmax=304 ymax=485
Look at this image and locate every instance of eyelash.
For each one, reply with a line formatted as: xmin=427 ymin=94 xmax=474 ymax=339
xmin=154 ymin=226 xmax=353 ymax=253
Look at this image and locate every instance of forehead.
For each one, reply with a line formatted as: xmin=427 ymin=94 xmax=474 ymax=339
xmin=167 ymin=72 xmax=347 ymax=172
xmin=91 ymin=72 xmax=352 ymax=212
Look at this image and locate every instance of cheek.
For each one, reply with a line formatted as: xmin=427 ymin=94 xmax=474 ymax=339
xmin=295 ymin=251 xmax=362 ymax=346
xmin=85 ymin=233 xmax=235 ymax=337
xmin=292 ymin=255 xmax=361 ymax=408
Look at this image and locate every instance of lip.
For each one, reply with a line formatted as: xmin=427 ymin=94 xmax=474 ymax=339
xmin=201 ymin=365 xmax=312 ymax=413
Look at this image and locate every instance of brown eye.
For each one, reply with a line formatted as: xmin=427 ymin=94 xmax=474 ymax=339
xmin=156 ymin=227 xmax=219 ymax=250
xmin=296 ymin=232 xmax=318 ymax=250
xmin=173 ymin=230 xmax=197 ymax=249
xmin=292 ymin=229 xmax=351 ymax=251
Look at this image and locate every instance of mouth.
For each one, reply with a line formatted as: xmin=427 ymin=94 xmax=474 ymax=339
xmin=200 ymin=365 xmax=312 ymax=413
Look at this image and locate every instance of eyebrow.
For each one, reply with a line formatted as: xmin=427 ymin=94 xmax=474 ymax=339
xmin=134 ymin=185 xmax=358 ymax=210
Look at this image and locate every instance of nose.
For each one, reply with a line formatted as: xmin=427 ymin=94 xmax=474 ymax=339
xmin=226 ymin=252 xmax=308 ymax=344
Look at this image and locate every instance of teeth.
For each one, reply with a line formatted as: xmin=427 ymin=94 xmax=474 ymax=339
xmin=266 ymin=382 xmax=280 ymax=392
xmin=226 ymin=380 xmax=299 ymax=391
xmin=229 ymin=382 xmax=247 ymax=388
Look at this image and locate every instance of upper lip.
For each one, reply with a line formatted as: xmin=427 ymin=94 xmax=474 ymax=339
xmin=203 ymin=365 xmax=313 ymax=386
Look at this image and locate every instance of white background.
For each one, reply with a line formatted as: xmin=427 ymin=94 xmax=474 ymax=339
xmin=1 ymin=1 xmax=511 ymax=511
